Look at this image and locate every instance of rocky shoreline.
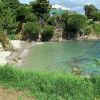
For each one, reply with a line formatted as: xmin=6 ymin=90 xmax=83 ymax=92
xmin=77 ymin=35 xmax=100 ymax=41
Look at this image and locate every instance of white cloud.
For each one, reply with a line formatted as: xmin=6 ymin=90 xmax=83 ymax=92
xmin=19 ymin=0 xmax=100 ymax=13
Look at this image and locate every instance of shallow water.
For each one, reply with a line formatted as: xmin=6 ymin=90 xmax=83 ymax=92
xmin=19 ymin=40 xmax=100 ymax=75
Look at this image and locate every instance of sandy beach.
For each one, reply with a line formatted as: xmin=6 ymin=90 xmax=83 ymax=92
xmin=0 ymin=40 xmax=24 ymax=65
xmin=0 ymin=40 xmax=44 ymax=66
xmin=0 ymin=35 xmax=100 ymax=66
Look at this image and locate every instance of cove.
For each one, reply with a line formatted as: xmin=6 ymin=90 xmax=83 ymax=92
xmin=19 ymin=40 xmax=100 ymax=75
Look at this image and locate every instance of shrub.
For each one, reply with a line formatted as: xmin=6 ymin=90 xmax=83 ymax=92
xmin=47 ymin=16 xmax=57 ymax=26
xmin=25 ymin=13 xmax=38 ymax=22
xmin=94 ymin=24 xmax=100 ymax=35
xmin=7 ymin=23 xmax=18 ymax=35
xmin=62 ymin=14 xmax=87 ymax=39
xmin=8 ymin=34 xmax=17 ymax=40
xmin=41 ymin=25 xmax=54 ymax=41
xmin=91 ymin=11 xmax=100 ymax=21
xmin=84 ymin=26 xmax=93 ymax=35
xmin=24 ymin=22 xmax=41 ymax=40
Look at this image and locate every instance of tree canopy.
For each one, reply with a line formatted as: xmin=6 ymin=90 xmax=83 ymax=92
xmin=31 ymin=0 xmax=51 ymax=21
xmin=62 ymin=13 xmax=87 ymax=39
xmin=84 ymin=5 xmax=98 ymax=19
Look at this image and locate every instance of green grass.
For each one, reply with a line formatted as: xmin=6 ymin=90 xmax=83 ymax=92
xmin=0 ymin=65 xmax=100 ymax=100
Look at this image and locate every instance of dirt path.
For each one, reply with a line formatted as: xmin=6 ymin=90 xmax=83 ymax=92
xmin=0 ymin=86 xmax=35 ymax=100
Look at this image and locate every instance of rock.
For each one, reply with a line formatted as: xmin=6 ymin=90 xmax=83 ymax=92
xmin=18 ymin=57 xmax=21 ymax=60
xmin=72 ymin=67 xmax=81 ymax=75
xmin=13 ymin=59 xmax=18 ymax=62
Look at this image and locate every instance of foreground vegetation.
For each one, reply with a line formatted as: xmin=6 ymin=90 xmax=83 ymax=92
xmin=0 ymin=65 xmax=100 ymax=100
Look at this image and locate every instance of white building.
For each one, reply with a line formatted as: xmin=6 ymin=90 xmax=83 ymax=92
xmin=52 ymin=4 xmax=70 ymax=11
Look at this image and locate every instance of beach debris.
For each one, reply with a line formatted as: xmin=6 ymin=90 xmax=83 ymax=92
xmin=72 ymin=66 xmax=81 ymax=75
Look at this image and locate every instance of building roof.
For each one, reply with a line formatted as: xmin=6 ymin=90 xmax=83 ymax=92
xmin=50 ymin=9 xmax=66 ymax=15
xmin=52 ymin=4 xmax=70 ymax=11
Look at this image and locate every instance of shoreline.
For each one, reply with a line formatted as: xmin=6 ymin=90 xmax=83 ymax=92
xmin=7 ymin=41 xmax=44 ymax=66
xmin=0 ymin=40 xmax=44 ymax=66
xmin=77 ymin=34 xmax=100 ymax=41
xmin=0 ymin=35 xmax=100 ymax=66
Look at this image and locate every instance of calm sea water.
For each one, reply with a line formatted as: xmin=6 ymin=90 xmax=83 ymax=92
xmin=19 ymin=40 xmax=100 ymax=75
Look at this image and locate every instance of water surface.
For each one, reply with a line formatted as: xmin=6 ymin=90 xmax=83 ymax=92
xmin=19 ymin=40 xmax=100 ymax=75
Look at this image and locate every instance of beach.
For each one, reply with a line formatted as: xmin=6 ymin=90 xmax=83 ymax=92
xmin=0 ymin=35 xmax=100 ymax=66
xmin=0 ymin=40 xmax=43 ymax=66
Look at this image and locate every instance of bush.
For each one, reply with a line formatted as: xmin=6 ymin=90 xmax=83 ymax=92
xmin=47 ymin=16 xmax=57 ymax=26
xmin=7 ymin=23 xmax=18 ymax=35
xmin=24 ymin=22 xmax=41 ymax=40
xmin=41 ymin=25 xmax=54 ymax=41
xmin=8 ymin=34 xmax=17 ymax=40
xmin=84 ymin=26 xmax=93 ymax=35
xmin=25 ymin=13 xmax=38 ymax=22
xmin=91 ymin=11 xmax=100 ymax=21
xmin=94 ymin=24 xmax=100 ymax=35
xmin=62 ymin=14 xmax=87 ymax=39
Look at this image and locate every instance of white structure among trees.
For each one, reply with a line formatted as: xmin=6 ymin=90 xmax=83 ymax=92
xmin=52 ymin=4 xmax=70 ymax=11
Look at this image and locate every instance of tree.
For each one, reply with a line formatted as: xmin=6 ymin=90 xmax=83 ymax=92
xmin=25 ymin=13 xmax=38 ymax=22
xmin=2 ymin=0 xmax=20 ymax=10
xmin=0 ymin=1 xmax=17 ymax=35
xmin=32 ymin=0 xmax=51 ymax=23
xmin=47 ymin=16 xmax=57 ymax=26
xmin=16 ymin=5 xmax=28 ymax=23
xmin=84 ymin=5 xmax=97 ymax=19
xmin=91 ymin=11 xmax=100 ymax=21
xmin=62 ymin=14 xmax=87 ymax=39
xmin=62 ymin=11 xmax=69 ymax=23
xmin=15 ymin=5 xmax=28 ymax=38
xmin=24 ymin=22 xmax=41 ymax=41
xmin=41 ymin=25 xmax=54 ymax=41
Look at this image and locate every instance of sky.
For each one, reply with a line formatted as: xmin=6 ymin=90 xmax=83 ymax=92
xmin=19 ymin=0 xmax=100 ymax=14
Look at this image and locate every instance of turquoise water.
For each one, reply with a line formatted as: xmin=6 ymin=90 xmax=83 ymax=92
xmin=20 ymin=40 xmax=100 ymax=75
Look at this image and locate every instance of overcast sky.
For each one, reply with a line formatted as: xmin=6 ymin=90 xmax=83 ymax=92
xmin=19 ymin=0 xmax=100 ymax=14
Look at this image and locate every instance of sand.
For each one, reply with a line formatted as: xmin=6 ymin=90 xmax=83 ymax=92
xmin=0 ymin=40 xmax=22 ymax=65
xmin=0 ymin=40 xmax=44 ymax=66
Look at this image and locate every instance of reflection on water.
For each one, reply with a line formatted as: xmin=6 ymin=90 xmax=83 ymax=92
xmin=19 ymin=40 xmax=100 ymax=75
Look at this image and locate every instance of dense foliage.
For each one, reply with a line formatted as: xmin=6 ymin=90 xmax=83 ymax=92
xmin=47 ymin=16 xmax=57 ymax=26
xmin=84 ymin=4 xmax=100 ymax=22
xmin=41 ymin=25 xmax=54 ymax=41
xmin=31 ymin=0 xmax=50 ymax=24
xmin=24 ymin=22 xmax=41 ymax=40
xmin=84 ymin=4 xmax=97 ymax=19
xmin=91 ymin=11 xmax=100 ymax=21
xmin=62 ymin=13 xmax=87 ymax=39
